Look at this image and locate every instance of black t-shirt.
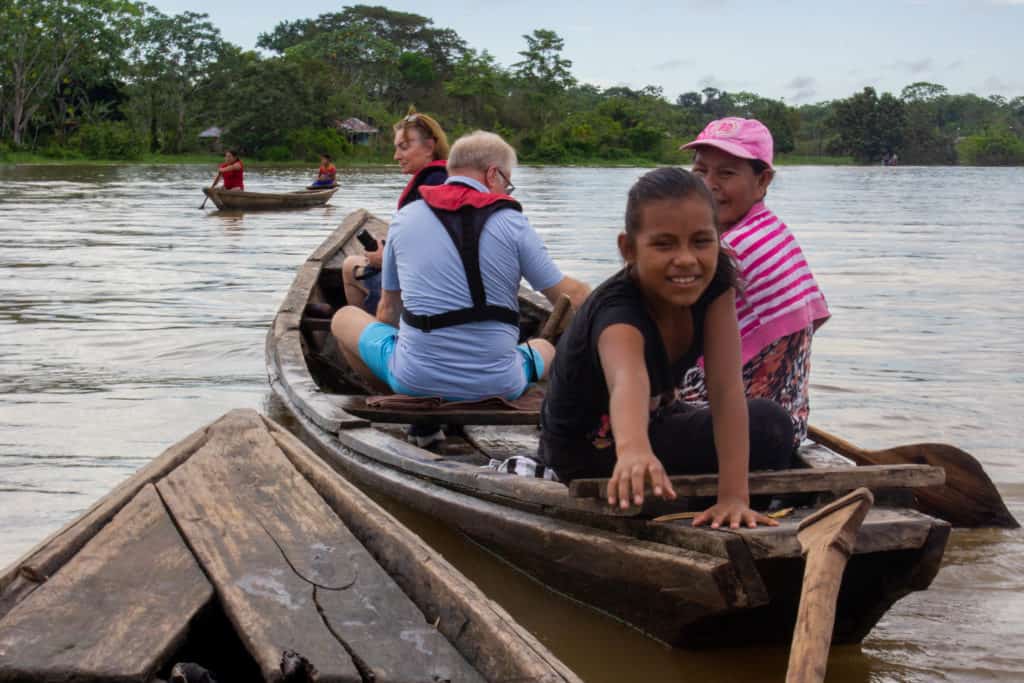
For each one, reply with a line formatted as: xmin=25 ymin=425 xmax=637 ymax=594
xmin=540 ymin=267 xmax=730 ymax=455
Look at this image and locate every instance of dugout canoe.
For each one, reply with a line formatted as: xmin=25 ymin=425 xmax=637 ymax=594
xmin=0 ymin=409 xmax=579 ymax=683
xmin=202 ymin=186 xmax=337 ymax=210
xmin=266 ymin=209 xmax=951 ymax=650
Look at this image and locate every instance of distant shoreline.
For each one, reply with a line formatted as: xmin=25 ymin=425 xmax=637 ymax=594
xmin=0 ymin=152 xmax=860 ymax=168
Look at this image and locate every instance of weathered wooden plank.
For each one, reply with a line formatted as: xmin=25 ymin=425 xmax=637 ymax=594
xmin=157 ymin=409 xmax=478 ymax=683
xmin=266 ymin=418 xmax=582 ymax=683
xmin=278 ymin=261 xmax=324 ymax=315
xmin=272 ymin=329 xmax=369 ymax=431
xmin=310 ymin=210 xmax=370 ymax=262
xmin=337 ymin=395 xmax=542 ymax=425
xmin=568 ymin=464 xmax=946 ymax=499
xmin=328 ymin=427 xmax=745 ymax=611
xmin=721 ymin=506 xmax=935 ymax=559
xmin=0 ymin=485 xmax=212 ymax=682
xmin=796 ymin=442 xmax=856 ymax=469
xmin=285 ymin=403 xmax=775 ymax=645
xmin=0 ymin=422 xmax=209 ymax=619
xmin=336 ymin=427 xmax=639 ymax=517
xmin=462 ymin=425 xmax=540 ymax=461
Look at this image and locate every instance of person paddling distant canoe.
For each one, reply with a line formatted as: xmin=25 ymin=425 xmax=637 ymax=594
xmin=211 ymin=149 xmax=244 ymax=191
xmin=310 ymin=153 xmax=337 ymax=188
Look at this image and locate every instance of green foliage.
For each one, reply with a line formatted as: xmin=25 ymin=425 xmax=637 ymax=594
xmin=826 ymin=87 xmax=906 ymax=163
xmin=285 ymin=127 xmax=352 ymax=161
xmin=75 ymin=122 xmax=146 ymax=159
xmin=958 ymin=129 xmax=1024 ymax=165
xmin=220 ymin=58 xmax=321 ymax=155
xmin=0 ymin=0 xmax=139 ymax=146
xmin=259 ymin=145 xmax=291 ymax=161
xmin=127 ymin=7 xmax=228 ymax=153
xmin=3 ymin=6 xmax=1022 ymax=167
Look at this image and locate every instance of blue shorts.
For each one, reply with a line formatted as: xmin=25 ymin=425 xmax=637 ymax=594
xmin=357 ymin=322 xmax=544 ymax=400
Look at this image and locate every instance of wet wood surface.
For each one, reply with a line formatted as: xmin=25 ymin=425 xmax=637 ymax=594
xmin=786 ymin=489 xmax=874 ymax=683
xmin=569 ymin=464 xmax=945 ymax=499
xmin=266 ymin=417 xmax=581 ymax=683
xmin=0 ymin=423 xmax=210 ymax=621
xmin=0 ymin=485 xmax=212 ymax=682
xmin=156 ymin=410 xmax=479 ymax=683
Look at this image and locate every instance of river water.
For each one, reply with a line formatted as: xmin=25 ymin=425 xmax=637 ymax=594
xmin=1 ymin=163 xmax=1021 ymax=681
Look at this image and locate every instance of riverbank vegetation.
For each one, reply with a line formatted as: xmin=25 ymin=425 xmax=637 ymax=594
xmin=2 ymin=3 xmax=1022 ymax=166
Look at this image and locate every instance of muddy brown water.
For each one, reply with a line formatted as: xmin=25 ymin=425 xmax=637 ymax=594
xmin=1 ymin=163 xmax=1021 ymax=681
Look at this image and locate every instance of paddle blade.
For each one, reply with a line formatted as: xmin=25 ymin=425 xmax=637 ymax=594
xmin=807 ymin=426 xmax=1018 ymax=529
xmin=881 ymin=443 xmax=1019 ymax=529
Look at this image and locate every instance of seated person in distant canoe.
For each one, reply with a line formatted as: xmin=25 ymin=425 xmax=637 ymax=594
xmin=211 ymin=149 xmax=244 ymax=191
xmin=537 ymin=167 xmax=793 ymax=526
xmin=331 ymin=130 xmax=590 ymax=406
xmin=676 ymin=118 xmax=831 ymax=447
xmin=309 ymin=153 xmax=337 ymax=188
xmin=342 ymin=111 xmax=450 ymax=315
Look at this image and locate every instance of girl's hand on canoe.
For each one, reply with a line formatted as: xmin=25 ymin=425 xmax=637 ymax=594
xmin=693 ymin=496 xmax=778 ymax=529
xmin=608 ymin=449 xmax=676 ymax=510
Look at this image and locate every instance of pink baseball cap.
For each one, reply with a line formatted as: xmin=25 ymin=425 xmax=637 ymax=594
xmin=680 ymin=117 xmax=774 ymax=168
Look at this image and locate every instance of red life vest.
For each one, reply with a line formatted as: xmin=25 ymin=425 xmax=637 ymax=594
xmin=397 ymin=159 xmax=448 ymax=209
xmin=319 ymin=164 xmax=337 ymax=180
xmin=220 ymin=160 xmax=244 ymax=190
xmin=402 ymin=182 xmax=522 ymax=332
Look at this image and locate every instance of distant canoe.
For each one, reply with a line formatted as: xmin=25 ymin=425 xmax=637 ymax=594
xmin=202 ymin=186 xmax=337 ymax=210
xmin=0 ymin=410 xmax=580 ymax=683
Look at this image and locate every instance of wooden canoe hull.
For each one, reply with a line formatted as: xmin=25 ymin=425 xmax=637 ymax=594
xmin=202 ymin=186 xmax=337 ymax=210
xmin=0 ymin=410 xmax=579 ymax=683
xmin=264 ymin=209 xmax=951 ymax=649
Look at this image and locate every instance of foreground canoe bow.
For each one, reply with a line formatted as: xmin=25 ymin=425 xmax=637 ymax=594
xmin=265 ymin=209 xmax=950 ymax=651
xmin=807 ymin=425 xmax=1019 ymax=529
xmin=202 ymin=186 xmax=337 ymax=210
xmin=0 ymin=410 xmax=579 ymax=683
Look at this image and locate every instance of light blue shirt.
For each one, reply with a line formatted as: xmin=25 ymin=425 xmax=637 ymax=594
xmin=381 ymin=176 xmax=563 ymax=399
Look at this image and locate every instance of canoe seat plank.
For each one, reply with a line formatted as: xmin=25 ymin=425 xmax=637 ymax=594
xmin=337 ymin=395 xmax=541 ymax=426
xmin=0 ymin=484 xmax=213 ymax=682
xmin=462 ymin=425 xmax=540 ymax=461
xmin=720 ymin=506 xmax=941 ymax=559
xmin=569 ymin=464 xmax=946 ymax=499
xmin=156 ymin=410 xmax=481 ymax=683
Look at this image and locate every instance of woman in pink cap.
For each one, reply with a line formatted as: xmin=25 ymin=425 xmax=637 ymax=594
xmin=678 ymin=117 xmax=830 ymax=446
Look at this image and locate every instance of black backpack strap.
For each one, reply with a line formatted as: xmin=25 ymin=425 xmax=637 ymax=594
xmin=402 ymin=199 xmax=522 ymax=332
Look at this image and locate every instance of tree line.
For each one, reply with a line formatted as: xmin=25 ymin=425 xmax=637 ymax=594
xmin=2 ymin=1 xmax=1023 ymax=165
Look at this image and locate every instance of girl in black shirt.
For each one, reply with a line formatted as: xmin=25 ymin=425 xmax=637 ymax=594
xmin=539 ymin=168 xmax=793 ymax=528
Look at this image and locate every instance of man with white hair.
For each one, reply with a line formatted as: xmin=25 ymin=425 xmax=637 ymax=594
xmin=332 ymin=131 xmax=589 ymax=445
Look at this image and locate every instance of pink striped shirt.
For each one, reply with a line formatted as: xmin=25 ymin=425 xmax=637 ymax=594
xmin=724 ymin=202 xmax=830 ymax=364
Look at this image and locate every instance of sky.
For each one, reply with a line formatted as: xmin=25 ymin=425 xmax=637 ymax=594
xmin=149 ymin=0 xmax=1024 ymax=104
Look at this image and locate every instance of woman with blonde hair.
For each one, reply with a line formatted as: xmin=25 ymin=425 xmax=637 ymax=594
xmin=342 ymin=110 xmax=450 ymax=313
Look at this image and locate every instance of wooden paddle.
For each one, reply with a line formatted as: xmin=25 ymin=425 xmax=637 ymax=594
xmin=540 ymin=293 xmax=572 ymax=342
xmin=807 ymin=425 xmax=1018 ymax=529
xmin=200 ymin=187 xmax=212 ymax=209
xmin=785 ymin=487 xmax=873 ymax=683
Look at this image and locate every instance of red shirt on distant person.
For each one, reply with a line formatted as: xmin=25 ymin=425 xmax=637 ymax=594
xmin=217 ymin=150 xmax=244 ymax=190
